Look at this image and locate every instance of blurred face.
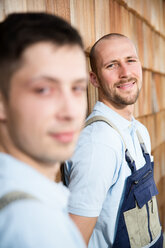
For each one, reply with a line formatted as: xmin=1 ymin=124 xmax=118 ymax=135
xmin=2 ymin=42 xmax=87 ymax=165
xmin=92 ymin=37 xmax=142 ymax=107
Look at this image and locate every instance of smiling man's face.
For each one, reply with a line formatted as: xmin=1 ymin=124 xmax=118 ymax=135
xmin=93 ymin=37 xmax=142 ymax=107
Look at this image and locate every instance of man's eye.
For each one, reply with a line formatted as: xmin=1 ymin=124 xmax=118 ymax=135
xmin=107 ymin=63 xmax=118 ymax=69
xmin=35 ymin=87 xmax=51 ymax=94
xmin=128 ymin=59 xmax=137 ymax=63
xmin=73 ymin=86 xmax=86 ymax=93
xmin=107 ymin=64 xmax=115 ymax=68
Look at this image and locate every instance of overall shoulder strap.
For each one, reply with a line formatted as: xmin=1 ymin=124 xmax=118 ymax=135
xmin=0 ymin=191 xmax=37 ymax=210
xmin=85 ymin=115 xmax=137 ymax=172
xmin=85 ymin=115 xmax=127 ymax=150
xmin=136 ymin=129 xmax=149 ymax=154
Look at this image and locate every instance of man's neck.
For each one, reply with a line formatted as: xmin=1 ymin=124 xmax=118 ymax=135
xmin=0 ymin=143 xmax=59 ymax=182
xmin=0 ymin=126 xmax=60 ymax=181
xmin=101 ymin=98 xmax=134 ymax=121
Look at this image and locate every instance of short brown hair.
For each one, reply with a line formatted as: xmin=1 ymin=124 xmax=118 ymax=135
xmin=0 ymin=12 xmax=83 ymax=99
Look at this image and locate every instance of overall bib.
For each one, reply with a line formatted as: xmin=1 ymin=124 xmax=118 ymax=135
xmin=85 ymin=116 xmax=163 ymax=248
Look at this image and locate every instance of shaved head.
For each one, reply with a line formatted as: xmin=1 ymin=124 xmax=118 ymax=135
xmin=90 ymin=33 xmax=132 ymax=74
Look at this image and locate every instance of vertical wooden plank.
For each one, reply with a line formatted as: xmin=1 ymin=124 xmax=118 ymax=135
xmin=155 ymin=112 xmax=162 ymax=147
xmin=153 ymin=144 xmax=162 ymax=186
xmin=45 ymin=0 xmax=56 ymax=14
xmin=109 ymin=0 xmax=115 ymax=33
xmin=151 ymin=0 xmax=158 ymax=31
xmin=26 ymin=0 xmax=46 ymax=12
xmin=151 ymin=73 xmax=159 ymax=113
xmin=142 ymin=23 xmax=148 ymax=69
xmin=147 ymin=28 xmax=153 ymax=69
xmin=160 ymin=111 xmax=165 ymax=143
xmin=70 ymin=0 xmax=95 ymax=51
xmin=147 ymin=115 xmax=156 ymax=150
xmin=113 ymin=0 xmax=122 ymax=33
xmin=86 ymin=55 xmax=98 ymax=114
xmin=159 ymin=36 xmax=165 ymax=73
xmin=161 ymin=76 xmax=165 ymax=110
xmin=160 ymin=0 xmax=164 ymax=34
xmin=153 ymin=34 xmax=161 ymax=72
xmin=4 ymin=0 xmax=27 ymax=15
xmin=153 ymin=142 xmax=165 ymax=231
xmin=0 ymin=0 xmax=5 ymax=21
xmin=137 ymin=70 xmax=152 ymax=116
xmin=109 ymin=0 xmax=124 ymax=34
xmin=136 ymin=18 xmax=144 ymax=65
xmin=46 ymin=0 xmax=70 ymax=22
xmin=163 ymin=0 xmax=165 ymax=35
xmin=120 ymin=4 xmax=130 ymax=37
xmin=70 ymin=0 xmax=96 ymax=114
xmin=153 ymin=73 xmax=162 ymax=112
xmin=94 ymin=0 xmax=110 ymax=40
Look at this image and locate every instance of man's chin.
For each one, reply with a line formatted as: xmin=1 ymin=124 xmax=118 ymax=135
xmin=56 ymin=145 xmax=76 ymax=162
xmin=114 ymin=93 xmax=139 ymax=106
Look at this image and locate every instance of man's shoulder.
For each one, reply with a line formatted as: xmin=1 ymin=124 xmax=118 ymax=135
xmin=0 ymin=198 xmax=84 ymax=247
xmin=0 ymin=198 xmax=54 ymax=224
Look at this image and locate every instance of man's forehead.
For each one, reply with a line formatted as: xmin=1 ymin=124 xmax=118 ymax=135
xmin=10 ymin=41 xmax=87 ymax=85
xmin=95 ymin=37 xmax=137 ymax=57
xmin=96 ymin=36 xmax=132 ymax=49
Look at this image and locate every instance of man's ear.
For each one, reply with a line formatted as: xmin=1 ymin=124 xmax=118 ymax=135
xmin=89 ymin=71 xmax=100 ymax=88
xmin=0 ymin=92 xmax=7 ymax=121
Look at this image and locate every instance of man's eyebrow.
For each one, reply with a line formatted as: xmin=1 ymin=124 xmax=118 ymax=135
xmin=26 ymin=75 xmax=88 ymax=85
xmin=103 ymin=59 xmax=117 ymax=64
xmin=103 ymin=59 xmax=118 ymax=67
xmin=28 ymin=76 xmax=60 ymax=84
xmin=126 ymin=55 xmax=139 ymax=59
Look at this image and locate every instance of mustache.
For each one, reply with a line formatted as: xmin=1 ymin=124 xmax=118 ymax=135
xmin=114 ymin=77 xmax=137 ymax=87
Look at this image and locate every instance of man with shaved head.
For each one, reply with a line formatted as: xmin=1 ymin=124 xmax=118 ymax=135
xmin=64 ymin=34 xmax=163 ymax=248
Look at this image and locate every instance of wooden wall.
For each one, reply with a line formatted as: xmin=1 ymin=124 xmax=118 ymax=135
xmin=0 ymin=0 xmax=165 ymax=230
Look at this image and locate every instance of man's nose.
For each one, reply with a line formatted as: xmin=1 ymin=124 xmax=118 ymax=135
xmin=119 ymin=64 xmax=131 ymax=78
xmin=57 ymin=91 xmax=76 ymax=121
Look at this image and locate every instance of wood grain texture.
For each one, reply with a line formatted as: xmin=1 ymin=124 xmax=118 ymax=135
xmin=124 ymin=0 xmax=165 ymax=35
xmin=70 ymin=0 xmax=95 ymax=51
xmin=86 ymin=57 xmax=99 ymax=114
xmin=153 ymin=142 xmax=165 ymax=231
xmin=26 ymin=0 xmax=46 ymax=12
xmin=0 ymin=0 xmax=5 ymax=21
xmin=134 ymin=70 xmax=152 ymax=117
xmin=46 ymin=0 xmax=70 ymax=21
xmin=94 ymin=0 xmax=110 ymax=40
xmin=3 ymin=0 xmax=27 ymax=16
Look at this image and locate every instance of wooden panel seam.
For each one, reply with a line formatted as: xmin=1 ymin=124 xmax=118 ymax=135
xmin=152 ymin=141 xmax=165 ymax=152
xmin=114 ymin=0 xmax=165 ymax=40
xmin=136 ymin=109 xmax=165 ymax=119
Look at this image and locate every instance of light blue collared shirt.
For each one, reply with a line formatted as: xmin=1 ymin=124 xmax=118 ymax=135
xmin=66 ymin=101 xmax=152 ymax=248
xmin=0 ymin=153 xmax=86 ymax=248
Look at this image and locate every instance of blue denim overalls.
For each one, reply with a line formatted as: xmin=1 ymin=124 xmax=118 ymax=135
xmin=85 ymin=116 xmax=163 ymax=248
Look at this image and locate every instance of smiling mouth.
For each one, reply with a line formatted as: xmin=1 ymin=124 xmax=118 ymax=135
xmin=117 ymin=81 xmax=135 ymax=89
